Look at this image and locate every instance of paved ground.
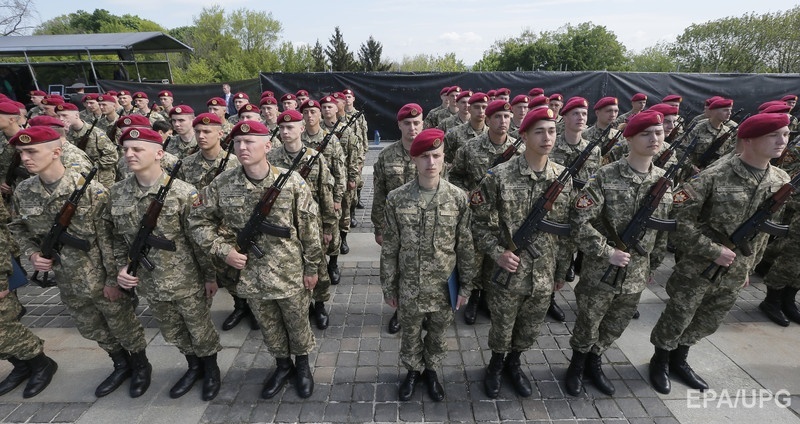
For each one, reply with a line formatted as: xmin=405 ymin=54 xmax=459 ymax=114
xmin=1 ymin=144 xmax=799 ymax=423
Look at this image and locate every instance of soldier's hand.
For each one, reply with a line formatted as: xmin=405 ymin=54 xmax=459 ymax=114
xmin=497 ymin=250 xmax=520 ymax=273
xmin=0 ymin=183 xmax=11 ymax=194
xmin=303 ymin=274 xmax=318 ymax=290
xmin=323 ymin=233 xmax=332 ymax=245
xmin=205 ymin=281 xmax=218 ymax=298
xmin=103 ymin=286 xmax=123 ymax=302
xmin=348 ymin=181 xmax=356 ymax=190
xmin=117 ymin=266 xmax=139 ymax=289
xmin=609 ymin=249 xmax=631 ymax=267
xmin=30 ymin=252 xmax=54 ymax=272
xmin=225 ymin=250 xmax=248 ymax=270
xmin=385 ymin=297 xmax=398 ymax=308
xmin=714 ymin=246 xmax=736 ymax=267
xmin=554 ymin=280 xmax=565 ymax=291
xmin=456 ymin=295 xmax=469 ymax=310
xmin=0 ymin=289 xmax=9 ymax=299
xmin=374 ymin=234 xmax=383 ymax=246
xmin=334 ymin=202 xmax=342 ymax=212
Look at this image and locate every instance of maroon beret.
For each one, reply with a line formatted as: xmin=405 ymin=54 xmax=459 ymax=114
xmin=331 ymin=92 xmax=346 ymax=101
xmin=55 ymin=103 xmax=79 ymax=112
xmin=446 ymin=86 xmax=462 ymax=95
xmin=708 ymin=98 xmax=733 ymax=110
xmin=192 ymin=113 xmax=223 ymax=127
xmin=120 ymin=127 xmax=163 ymax=145
xmin=233 ymin=92 xmax=249 ymax=100
xmin=41 ymin=97 xmax=64 ymax=106
xmin=295 ymin=89 xmax=309 ymax=97
xmin=439 ymin=86 xmax=450 ymax=96
xmin=761 ymin=104 xmax=791 ymax=114
xmin=485 ymin=100 xmax=511 ymax=117
xmin=468 ymin=92 xmax=490 ymax=105
xmin=81 ymin=93 xmax=99 ymax=103
xmin=738 ymin=113 xmax=790 ymax=139
xmin=0 ymin=102 xmax=20 ymax=115
xmin=132 ymin=92 xmax=148 ymax=100
xmin=410 ymin=128 xmax=445 ymax=157
xmin=9 ymin=126 xmax=61 ymax=146
xmin=117 ymin=90 xmax=131 ymax=97
xmin=456 ymin=91 xmax=474 ymax=102
xmin=560 ymin=97 xmax=589 ymax=116
xmin=486 ymin=90 xmax=497 ymax=97
xmin=231 ymin=120 xmax=270 ymax=137
xmin=158 ymin=90 xmax=173 ymax=98
xmin=280 ymin=93 xmax=296 ymax=102
xmin=495 ymin=87 xmax=511 ymax=96
xmin=10 ymin=101 xmax=25 ymax=111
xmin=397 ymin=103 xmax=423 ymax=121
xmin=528 ymin=88 xmax=545 ymax=97
xmin=261 ymin=91 xmax=275 ymax=98
xmin=278 ymin=110 xmax=303 ymax=123
xmin=115 ymin=114 xmax=151 ymax=128
xmin=319 ymin=95 xmax=336 ymax=105
xmin=648 ymin=103 xmax=679 ymax=117
xmin=298 ymin=99 xmax=321 ymax=112
xmin=97 ymin=95 xmax=117 ymax=103
xmin=623 ymin=110 xmax=664 ymax=137
xmin=519 ymin=107 xmax=556 ymax=134
xmin=593 ymin=97 xmax=618 ymax=111
xmin=30 ymin=90 xmax=46 ymax=97
xmin=106 ymin=91 xmax=119 ymax=97
xmin=29 ymin=115 xmax=65 ymax=128
xmin=704 ymin=96 xmax=723 ymax=107
xmin=548 ymin=93 xmax=563 ymax=102
xmin=758 ymin=101 xmax=785 ymax=112
xmin=169 ymin=105 xmax=195 ymax=116
xmin=237 ymin=104 xmax=259 ymax=115
xmin=511 ymin=95 xmax=529 ymax=106
xmin=631 ymin=93 xmax=647 ymax=102
xmin=342 ymin=89 xmax=354 ymax=96
xmin=781 ymin=94 xmax=798 ymax=102
xmin=207 ymin=97 xmax=227 ymax=107
xmin=661 ymin=94 xmax=682 ymax=103
xmin=259 ymin=96 xmax=278 ymax=107
xmin=528 ymin=96 xmax=550 ymax=109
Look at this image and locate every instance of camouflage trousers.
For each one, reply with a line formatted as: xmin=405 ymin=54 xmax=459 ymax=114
xmin=762 ymin=237 xmax=800 ymax=290
xmin=468 ymin=254 xmax=493 ymax=292
xmin=650 ymin=269 xmax=741 ymax=351
xmin=486 ymin=283 xmax=551 ymax=353
xmin=250 ymin=290 xmax=315 ymax=357
xmin=61 ymin=290 xmax=147 ymax=354
xmin=326 ymin=209 xmax=342 ymax=256
xmin=339 ymin=187 xmax=355 ymax=233
xmin=570 ymin=281 xmax=642 ymax=355
xmin=314 ymin=220 xmax=331 ymax=303
xmin=398 ymin=304 xmax=453 ymax=371
xmin=0 ymin=292 xmax=43 ymax=361
xmin=148 ymin=289 xmax=221 ymax=357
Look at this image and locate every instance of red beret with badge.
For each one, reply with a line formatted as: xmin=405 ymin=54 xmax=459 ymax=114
xmin=9 ymin=126 xmax=61 ymax=146
xmin=237 ymin=104 xmax=259 ymax=115
xmin=331 ymin=92 xmax=345 ymax=101
xmin=81 ymin=93 xmax=99 ymax=103
xmin=280 ymin=93 xmax=296 ymax=102
xmin=115 ymin=114 xmax=151 ymax=129
xmin=41 ymin=97 xmax=64 ymax=107
xmin=704 ymin=96 xmax=723 ymax=107
xmin=169 ymin=105 xmax=195 ymax=116
xmin=439 ymin=86 xmax=450 ymax=96
xmin=342 ymin=89 xmax=354 ymax=96
xmin=261 ymin=91 xmax=275 ymax=99
xmin=410 ymin=128 xmax=445 ymax=157
xmin=758 ymin=100 xmax=785 ymax=112
xmin=259 ymin=96 xmax=278 ymax=107
xmin=708 ymin=98 xmax=733 ymax=110
xmin=446 ymin=86 xmax=462 ymax=95
xmin=456 ymin=91 xmax=473 ymax=102
xmin=631 ymin=93 xmax=647 ymax=102
xmin=623 ymin=110 xmax=664 ymax=137
xmin=120 ymin=127 xmax=163 ymax=145
xmin=593 ymin=97 xmax=618 ymax=111
xmin=234 ymin=92 xmax=249 ymax=100
xmin=118 ymin=90 xmax=131 ymax=97
xmin=519 ymin=107 xmax=556 ymax=134
xmin=192 ymin=113 xmax=223 ymax=127
xmin=30 ymin=90 xmax=46 ymax=97
xmin=97 ymin=95 xmax=117 ymax=104
xmin=319 ymin=96 xmax=336 ymax=106
xmin=29 ymin=115 xmax=65 ymax=128
xmin=761 ymin=104 xmax=791 ymax=114
xmin=511 ymin=95 xmax=529 ymax=106
xmin=648 ymin=103 xmax=679 ymax=117
xmin=158 ymin=90 xmax=173 ymax=98
xmin=207 ymin=97 xmax=227 ymax=107
xmin=781 ymin=94 xmax=797 ymax=102
xmin=560 ymin=97 xmax=589 ymax=116
xmin=278 ymin=110 xmax=303 ymax=123
xmin=468 ymin=92 xmax=489 ymax=105
xmin=298 ymin=99 xmax=321 ymax=112
xmin=397 ymin=103 xmax=423 ymax=121
xmin=529 ymin=88 xmax=545 ymax=97
xmin=737 ymin=113 xmax=790 ymax=139
xmin=528 ymin=96 xmax=550 ymax=109
xmin=495 ymin=88 xmax=511 ymax=96
xmin=486 ymin=90 xmax=496 ymax=97
xmin=56 ymin=103 xmax=79 ymax=112
xmin=231 ymin=120 xmax=270 ymax=138
xmin=295 ymin=89 xmax=309 ymax=97
xmin=549 ymin=93 xmax=563 ymax=102
xmin=0 ymin=102 xmax=20 ymax=115
xmin=662 ymin=94 xmax=682 ymax=103
xmin=132 ymin=92 xmax=148 ymax=100
xmin=485 ymin=100 xmax=511 ymax=117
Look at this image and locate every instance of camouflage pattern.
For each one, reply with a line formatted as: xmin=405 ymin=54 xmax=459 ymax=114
xmin=438 ymin=114 xmax=467 ymax=134
xmin=776 ymin=138 xmax=800 ymax=176
xmin=264 ymin=123 xmax=283 ymax=148
xmin=60 ymin=141 xmax=94 ymax=175
xmin=443 ymin=121 xmax=487 ymax=164
xmin=371 ymin=141 xmax=416 ymax=237
xmin=148 ymin=289 xmax=221 ymax=357
xmin=550 ymin=134 xmax=602 ymax=184
xmin=427 ymin=108 xmax=455 ymax=131
xmin=471 ymin=155 xmax=572 ymax=352
xmin=66 ymin=121 xmax=119 ymax=187
xmin=302 ymin=129 xmax=345 ymax=203
xmin=650 ymin=157 xmax=790 ymax=350
xmin=221 ymin=121 xmax=234 ymax=140
xmin=508 ymin=120 xmax=520 ymax=140
xmin=175 ymin=148 xmax=240 ymax=191
xmin=423 ymin=105 xmax=443 ymax=129
xmin=138 ymin=110 xmax=167 ymax=127
xmin=227 ymin=115 xmax=239 ymax=126
xmin=570 ymin=286 xmax=642 ymax=355
xmin=324 ymin=119 xmax=358 ymax=233
xmin=607 ymin=138 xmax=678 ymax=170
xmin=763 ymin=194 xmax=800 ymax=290
xmin=398 ymin=307 xmax=453 ymax=371
xmin=27 ymin=106 xmax=44 ymax=118
xmin=0 ymin=133 xmax=12 ymax=187
xmin=95 ymin=115 xmax=117 ymax=136
xmin=115 ymin=151 xmax=179 ymax=182
xmin=583 ymin=124 xmax=622 ymax=165
xmin=10 ymin=169 xmax=147 ymax=353
xmin=447 ymin=132 xmax=519 ymax=193
xmin=165 ymin=134 xmax=198 ymax=160
xmin=614 ymin=109 xmax=639 ymax=127
xmin=249 ymin=290 xmax=315 ymax=357
xmin=684 ymin=119 xmax=734 ymax=169
xmin=79 ymin=110 xmax=102 ymax=123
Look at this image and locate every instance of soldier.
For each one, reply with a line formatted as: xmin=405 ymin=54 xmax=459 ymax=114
xmin=27 ymin=115 xmax=93 ymax=176
xmin=438 ymin=90 xmax=472 ymax=134
xmin=662 ymin=94 xmax=683 ymax=112
xmin=0 ymin=199 xmax=58 ymax=399
xmin=295 ymin=89 xmax=310 ymax=105
xmin=470 ymin=107 xmax=572 ymax=399
xmin=615 ymin=93 xmax=647 ymax=128
xmin=104 ymin=127 xmax=222 ymax=401
xmin=27 ymin=90 xmax=46 ymax=118
xmin=508 ymin=95 xmax=529 ymax=139
xmin=131 ymin=92 xmax=166 ymax=126
xmin=157 ymin=90 xmax=175 ymax=121
xmin=649 ymin=113 xmax=791 ymax=395
xmin=113 ymin=115 xmax=179 ymax=182
xmin=8 ymin=125 xmax=149 ymax=398
xmin=382 ymin=128 xmax=477 ymax=402
xmin=96 ymin=95 xmax=120 ymax=137
xmin=372 ymin=103 xmax=424 ymax=334
xmin=685 ymin=98 xmax=735 ymax=172
xmin=443 ymin=92 xmax=489 ymax=164
xmin=165 ymin=106 xmax=198 ymax=159
xmin=236 ymin=104 xmax=261 ymax=123
xmin=206 ymin=97 xmax=233 ymax=138
xmin=56 ymin=103 xmax=119 ymax=188
xmin=429 ymin=86 xmax=460 ymax=131
xmin=0 ymin=102 xmax=23 ymax=198
xmin=583 ymin=96 xmax=622 ymax=159
xmin=565 ymin=111 xmax=672 ymax=396
xmin=117 ymin=91 xmax=135 ymax=116
xmin=423 ymin=86 xmax=451 ymax=129
xmin=494 ymin=88 xmax=511 ymax=103
xmin=39 ymin=97 xmax=62 ymax=117
xmin=188 ymin=120 xmax=322 ymax=399
xmin=281 ymin=93 xmax=298 ymax=112
xmin=782 ymin=94 xmax=798 ymax=133
xmin=448 ymin=99 xmax=517 ymax=325
xmin=759 ymin=191 xmax=800 ymax=326
xmin=687 ymin=96 xmax=722 ymax=129
xmin=269 ymin=110 xmax=335 ymax=330
xmin=487 ymin=90 xmax=497 ymax=101
xmin=259 ymin=96 xmax=282 ymax=147
xmin=529 ymin=88 xmax=545 ymax=98
xmin=548 ymin=94 xmax=564 ymax=133
xmin=226 ymin=93 xmax=250 ymax=126
xmin=79 ymin=94 xmax=102 ymax=124
xmin=342 ymin=88 xmax=369 ymax=211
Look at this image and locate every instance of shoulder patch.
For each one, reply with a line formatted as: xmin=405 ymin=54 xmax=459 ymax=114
xmin=190 ymin=190 xmax=202 ymax=207
xmin=672 ymin=189 xmax=692 ymax=204
xmin=469 ymin=189 xmax=485 ymax=206
xmin=575 ymin=193 xmax=595 ymax=209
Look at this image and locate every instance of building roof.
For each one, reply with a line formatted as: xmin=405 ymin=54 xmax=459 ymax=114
xmin=0 ymin=32 xmax=193 ymax=57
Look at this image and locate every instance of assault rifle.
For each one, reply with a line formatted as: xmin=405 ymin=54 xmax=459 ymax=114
xmin=654 ymin=121 xmax=698 ymax=169
xmin=299 ymin=122 xmax=341 ymax=179
xmin=599 ymin=128 xmax=623 ymax=157
xmin=126 ymin=160 xmax=182 ymax=276
xmin=663 ymin=115 xmax=686 ymax=145
xmin=491 ymin=137 xmax=524 ymax=168
xmin=214 ymin=133 xmax=235 ymax=178
xmin=701 ymin=171 xmax=800 ymax=281
xmin=571 ymin=124 xmax=611 ymax=190
xmin=600 ymin=135 xmax=700 ymax=286
xmin=236 ymin=148 xmax=306 ymax=258
xmin=31 ymin=167 xmax=98 ymax=288
xmin=76 ymin=116 xmax=100 ymax=152
xmin=490 ymin=126 xmax=610 ymax=286
xmin=772 ymin=135 xmax=799 ymax=167
xmin=696 ymin=109 xmax=745 ymax=168
xmin=333 ymin=109 xmax=365 ymax=140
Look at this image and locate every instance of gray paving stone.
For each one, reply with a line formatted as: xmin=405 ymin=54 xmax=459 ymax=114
xmin=616 ymin=397 xmax=649 ymax=418
xmin=249 ymin=402 xmax=278 ymax=423
xmin=0 ymin=404 xmax=18 ymax=422
xmin=447 ymin=400 xmax=474 ymax=421
xmin=226 ymin=402 xmax=255 ymax=422
xmin=298 ymin=402 xmax=326 ymax=422
xmin=200 ymin=404 xmax=229 ymax=424
xmin=544 ymin=398 xmax=575 ymax=420
xmin=398 ymin=401 xmax=424 ymax=422
xmin=422 ymin=400 xmax=448 ymax=421
xmin=594 ymin=398 xmax=624 ymax=418
xmin=497 ymin=399 xmax=526 ymax=420
xmin=639 ymin=396 xmax=672 ymax=417
xmin=373 ymin=403 xmax=397 ymax=422
xmin=29 ymin=401 xmax=67 ymax=423
xmin=472 ymin=400 xmax=499 ymax=421
xmin=569 ymin=398 xmax=600 ymax=418
xmin=4 ymin=402 xmax=41 ymax=423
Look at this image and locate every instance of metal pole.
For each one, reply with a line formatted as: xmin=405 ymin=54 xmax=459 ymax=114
xmin=132 ymin=50 xmax=142 ymax=82
xmin=23 ymin=51 xmax=40 ymax=90
xmin=85 ymin=50 xmax=100 ymax=89
xmin=165 ymin=52 xmax=174 ymax=84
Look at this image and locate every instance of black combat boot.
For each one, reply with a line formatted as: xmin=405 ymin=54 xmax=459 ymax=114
xmin=128 ymin=350 xmax=152 ymax=398
xmin=328 ymin=256 xmax=341 ymax=285
xmin=314 ymin=301 xmax=329 ymax=330
xmin=423 ymin=369 xmax=444 ymax=401
xmin=463 ymin=289 xmax=481 ymax=325
xmin=759 ymin=287 xmax=789 ymax=326
xmin=484 ymin=351 xmax=505 ymax=399
xmin=398 ymin=370 xmax=420 ymax=401
xmin=585 ymin=352 xmax=615 ymax=395
xmin=201 ymin=354 xmax=221 ymax=401
xmin=350 ymin=204 xmax=359 ymax=227
xmin=294 ymin=354 xmax=314 ymax=398
xmin=262 ymin=357 xmax=294 ymax=399
xmin=340 ymin=231 xmax=350 ymax=255
xmin=95 ymin=350 xmax=131 ymax=397
xmin=565 ymin=264 xmax=576 ymax=282
xmin=170 ymin=354 xmax=204 ymax=398
xmin=22 ymin=352 xmax=58 ymax=398
xmin=547 ymin=292 xmax=566 ymax=322
xmin=504 ymin=351 xmax=532 ymax=397
xmin=388 ymin=310 xmax=401 ymax=334
xmin=0 ymin=357 xmax=31 ymax=396
xmin=632 ymin=309 xmax=641 ymax=319
xmin=781 ymin=287 xmax=800 ymax=324
xmin=669 ymin=345 xmax=708 ymax=391
xmin=356 ymin=189 xmax=365 ymax=209
xmin=649 ymin=347 xmax=671 ymax=394
xmin=564 ymin=350 xmax=587 ymax=396
xmin=222 ymin=295 xmax=248 ymax=331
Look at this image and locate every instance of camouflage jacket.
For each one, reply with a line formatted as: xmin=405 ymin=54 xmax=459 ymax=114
xmin=371 ymin=141 xmax=416 ymax=236
xmin=685 ymin=119 xmax=734 ymax=169
xmin=423 ymin=104 xmax=444 ymax=129
xmin=443 ymin=121 xmax=488 ymax=164
xmin=323 ymin=120 xmax=360 ymax=184
xmin=344 ymin=108 xmax=369 ymax=152
xmin=438 ymin=114 xmax=467 ymax=134
xmin=448 ymin=132 xmax=520 ymax=192
xmin=302 ymin=129 xmax=346 ymax=203
xmin=187 ymin=165 xmax=322 ymax=300
xmin=66 ymin=121 xmax=119 ymax=187
xmin=61 ymin=142 xmax=94 ymax=176
xmin=425 ymin=107 xmax=454 ymax=130
xmin=0 ymin=202 xmax=12 ymax=280
xmin=165 ymin=134 xmax=198 ymax=160
xmin=0 ymin=132 xmax=12 ymax=186
xmin=550 ymin=134 xmax=602 ymax=185
xmin=381 ymin=179 xmax=478 ymax=309
xmin=79 ymin=110 xmax=102 ymax=124
xmin=583 ymin=124 xmax=622 ymax=160
xmin=176 ymin=148 xmax=240 ymax=190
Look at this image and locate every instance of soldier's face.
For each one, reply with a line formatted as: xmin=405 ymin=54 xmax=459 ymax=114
xmin=512 ymin=104 xmax=528 ymax=121
xmin=711 ymin=107 xmax=732 ymax=123
xmin=321 ymin=103 xmax=337 ymax=120
xmin=171 ymin=115 xmax=193 ymax=136
xmin=456 ymin=98 xmax=469 ymax=114
xmin=31 ymin=95 xmax=44 ymax=105
xmin=665 ymin=101 xmax=680 ymax=109
xmin=279 ymin=122 xmax=304 ymax=144
xmin=488 ymin=111 xmax=511 ymax=135
xmin=160 ymin=97 xmax=173 ymax=108
xmin=744 ymin=127 xmax=789 ymax=160
xmin=122 ymin=140 xmax=163 ymax=173
xmin=134 ymin=98 xmax=148 ymax=110
xmin=787 ymin=100 xmax=797 ymax=109
xmin=627 ymin=125 xmax=664 ymax=158
xmin=261 ymin=105 xmax=278 ymax=123
xmin=99 ymin=102 xmax=116 ymax=115
xmin=597 ymin=106 xmax=619 ymax=125
xmin=398 ymin=116 xmax=423 ymax=142
xmin=84 ymin=100 xmax=99 ymax=112
xmin=345 ymin=93 xmax=355 ymax=107
xmin=469 ymin=103 xmax=487 ymax=121
xmin=565 ymin=108 xmax=587 ymax=132
xmin=56 ymin=112 xmax=78 ymax=127
xmin=303 ymin=108 xmax=321 ymax=128
xmin=633 ymin=100 xmax=647 ymax=111
xmin=42 ymin=105 xmax=57 ymax=117
xmin=296 ymin=96 xmax=309 ymax=104
xmin=663 ymin=115 xmax=678 ymax=136
xmin=283 ymin=100 xmax=297 ymax=111
xmin=194 ymin=124 xmax=222 ymax=151
xmin=522 ymin=121 xmax=557 ymax=156
xmin=234 ymin=135 xmax=270 ymax=166
xmin=240 ymin=112 xmax=262 ymax=122
xmin=0 ymin=113 xmax=16 ymax=130
xmin=17 ymin=142 xmax=61 ymax=174
xmin=412 ymin=146 xmax=444 ymax=179
xmin=118 ymin=96 xmax=131 ymax=106
xmin=234 ymin=99 xmax=248 ymax=110
xmin=549 ymin=101 xmax=563 ymax=114
xmin=208 ymin=105 xmax=226 ymax=119
xmin=448 ymin=92 xmax=459 ymax=105
xmin=496 ymin=94 xmax=510 ymax=102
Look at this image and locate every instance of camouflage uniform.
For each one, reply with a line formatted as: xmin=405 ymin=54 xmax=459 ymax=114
xmin=614 ymin=110 xmax=639 ymax=127
xmin=175 ymin=149 xmax=239 ymax=191
xmin=66 ymin=121 xmax=119 ymax=187
xmin=343 ymin=109 xmax=368 ymax=193
xmin=188 ymin=165 xmax=322 ymax=357
xmin=302 ymin=129 xmax=345 ymax=255
xmin=569 ymin=159 xmax=671 ymax=355
xmin=381 ymin=179 xmax=477 ymax=371
xmin=116 ymin=151 xmax=179 ymax=183
xmin=165 ymin=134 xmax=198 ymax=160
xmin=60 ymin=142 xmax=94 ymax=175
xmin=550 ymin=134 xmax=602 ymax=184
xmin=429 ymin=108 xmax=455 ymax=130
xmin=371 ymin=141 xmax=417 ymax=238
xmin=650 ymin=157 xmax=789 ymax=350
xmin=79 ymin=110 xmax=102 ymax=124
xmin=324 ymin=120 xmax=358 ymax=234
xmin=684 ymin=119 xmax=734 ymax=169
xmin=443 ymin=122 xmax=487 ymax=164
xmin=0 ymin=133 xmax=12 ymax=189
xmin=583 ymin=124 xmax=622 ymax=164
xmin=423 ymin=104 xmax=444 ymax=129
xmin=96 ymin=115 xmax=117 ymax=137
xmin=762 ymin=193 xmax=800 ymax=291
xmin=9 ymin=170 xmax=146 ymax=355
xmin=438 ymin=114 xmax=467 ymax=134
xmin=102 ymin=173 xmax=221 ymax=358
xmin=471 ymin=155 xmax=572 ymax=352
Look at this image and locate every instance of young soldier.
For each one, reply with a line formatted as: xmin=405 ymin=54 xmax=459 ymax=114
xmin=133 ymin=93 xmax=161 ymax=122
xmin=508 ymin=95 xmax=530 ymax=139
xmin=342 ymin=88 xmax=369 ymax=212
xmin=583 ymin=96 xmax=622 ymax=158
xmin=649 ymin=113 xmax=791 ymax=394
xmin=27 ymin=90 xmax=46 ymax=118
xmin=565 ymin=110 xmax=671 ymax=396
xmin=79 ymin=94 xmax=102 ymax=123
xmin=429 ymin=86 xmax=460 ymax=132
xmin=443 ymin=92 xmax=489 ymax=164
xmin=105 ymin=127 xmax=222 ymax=401
xmin=9 ymin=125 xmax=149 ymax=398
xmin=238 ymin=104 xmax=262 ymax=123
xmin=423 ymin=86 xmax=450 ymax=129
xmin=470 ymin=107 xmax=571 ymax=399
xmin=0 ymin=102 xmax=23 ymax=198
xmin=96 ymin=95 xmax=119 ymax=136
xmin=27 ymin=115 xmax=94 ymax=176
xmin=372 ymin=104 xmax=424 ymax=334
xmin=685 ymin=98 xmax=735 ymax=172
xmin=438 ymin=90 xmax=473 ymax=134
xmin=166 ymin=106 xmax=198 ymax=160
xmin=615 ymin=93 xmax=647 ymax=128
xmin=56 ymin=103 xmax=119 ymax=188
xmin=280 ymin=93 xmax=298 ymax=112
xmin=157 ymin=90 xmax=175 ymax=121
xmin=188 ymin=120 xmax=322 ymax=400
xmin=295 ymin=89 xmax=310 ymax=105
xmin=116 ymin=91 xmax=135 ymax=116
xmin=382 ymin=128 xmax=477 ymax=402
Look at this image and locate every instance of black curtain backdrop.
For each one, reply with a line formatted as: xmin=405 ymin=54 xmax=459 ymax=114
xmin=100 ymin=71 xmax=800 ymax=141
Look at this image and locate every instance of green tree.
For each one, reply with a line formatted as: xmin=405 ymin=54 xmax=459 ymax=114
xmin=325 ymin=26 xmax=357 ymax=71
xmin=278 ymin=42 xmax=314 ymax=72
xmin=357 ymin=35 xmax=391 ymax=71
xmin=625 ymin=43 xmax=676 ymax=72
xmin=310 ymin=39 xmax=327 ymax=71
xmin=35 ymin=9 xmax=166 ymax=35
xmin=393 ymin=53 xmax=467 ymax=72
xmin=1 ymin=0 xmax=37 ymax=35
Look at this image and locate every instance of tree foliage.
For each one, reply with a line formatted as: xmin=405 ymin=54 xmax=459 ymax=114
xmin=392 ymin=53 xmax=467 ymax=72
xmin=310 ymin=39 xmax=328 ymax=72
xmin=1 ymin=0 xmax=36 ymax=35
xmin=625 ymin=43 xmax=676 ymax=72
xmin=357 ymin=35 xmax=391 ymax=72
xmin=325 ymin=26 xmax=358 ymax=71
xmin=35 ymin=8 xmax=165 ymax=35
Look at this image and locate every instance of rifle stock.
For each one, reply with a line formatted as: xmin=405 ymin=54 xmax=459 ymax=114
xmin=214 ymin=134 xmax=235 ymax=178
xmin=696 ymin=109 xmax=745 ymax=168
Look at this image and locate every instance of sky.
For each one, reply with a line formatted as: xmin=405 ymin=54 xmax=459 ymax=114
xmin=29 ymin=0 xmax=800 ymax=66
